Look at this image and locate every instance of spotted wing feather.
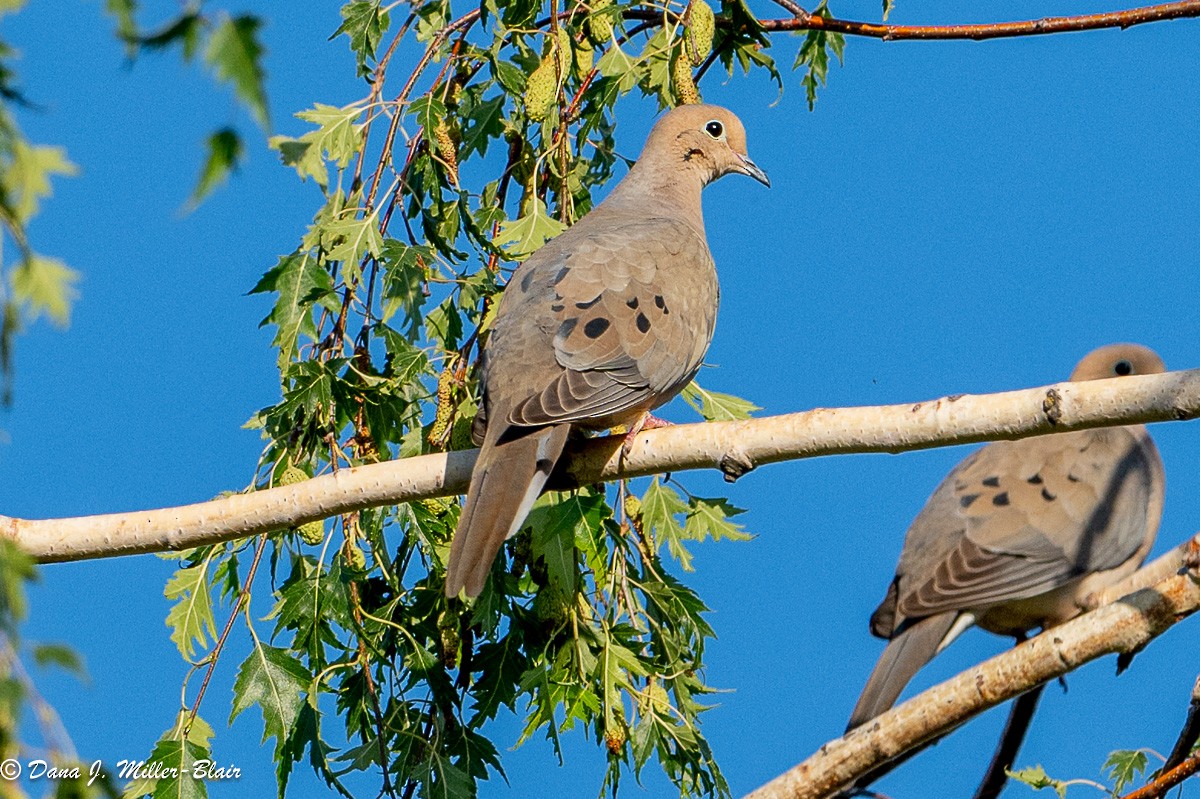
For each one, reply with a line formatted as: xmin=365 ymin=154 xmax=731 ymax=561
xmin=483 ymin=215 xmax=717 ymax=430
xmin=891 ymin=427 xmax=1160 ymax=621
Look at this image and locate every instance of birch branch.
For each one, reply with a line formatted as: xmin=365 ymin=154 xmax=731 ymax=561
xmin=2 ymin=368 xmax=1198 ymax=563
xmin=743 ymin=534 xmax=1200 ymax=799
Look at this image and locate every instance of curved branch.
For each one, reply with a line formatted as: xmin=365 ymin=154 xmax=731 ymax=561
xmin=0 ymin=368 xmax=1197 ymax=562
xmin=742 ymin=538 xmax=1200 ymax=799
xmin=757 ymin=0 xmax=1200 ymax=40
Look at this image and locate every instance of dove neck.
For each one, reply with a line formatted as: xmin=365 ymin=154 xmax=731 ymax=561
xmin=601 ymin=159 xmax=707 ymax=232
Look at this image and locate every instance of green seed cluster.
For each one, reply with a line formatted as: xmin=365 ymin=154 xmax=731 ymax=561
xmin=685 ymin=0 xmax=714 ymax=66
xmin=279 ymin=466 xmax=326 ymax=545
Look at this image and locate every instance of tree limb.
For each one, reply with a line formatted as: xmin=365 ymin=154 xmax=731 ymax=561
xmin=757 ymin=0 xmax=1200 ymax=40
xmin=742 ymin=538 xmax=1200 ymax=799
xmin=1 ymin=368 xmax=1198 ymax=563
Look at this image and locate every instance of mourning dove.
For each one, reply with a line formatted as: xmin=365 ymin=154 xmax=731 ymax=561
xmin=847 ymin=344 xmax=1166 ymax=730
xmin=444 ymin=105 xmax=770 ymax=598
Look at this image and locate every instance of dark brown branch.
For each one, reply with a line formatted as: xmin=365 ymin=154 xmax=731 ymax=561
xmin=624 ymin=0 xmax=1200 ymax=41
xmin=973 ymin=683 xmax=1045 ymax=799
xmin=1163 ymin=673 xmax=1200 ymax=771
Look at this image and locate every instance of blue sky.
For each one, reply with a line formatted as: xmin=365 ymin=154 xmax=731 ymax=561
xmin=2 ymin=1 xmax=1198 ymax=797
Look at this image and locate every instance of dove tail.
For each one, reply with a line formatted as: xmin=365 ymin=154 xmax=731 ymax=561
xmin=846 ymin=611 xmax=959 ymax=731
xmin=445 ymin=424 xmax=571 ymax=598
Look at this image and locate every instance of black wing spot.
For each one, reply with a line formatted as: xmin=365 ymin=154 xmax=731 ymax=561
xmin=553 ymin=267 xmax=570 ymax=285
xmin=626 ymin=296 xmax=639 ymax=309
xmin=654 ymin=295 xmax=668 ymax=313
xmin=1027 ymin=473 xmax=1043 ymax=485
xmin=576 ymin=296 xmax=601 ymax=309
xmin=1041 ymin=488 xmax=1057 ymax=502
xmin=960 ymin=493 xmax=980 ymax=508
xmin=551 ymin=303 xmax=564 ymax=312
xmin=584 ymin=317 xmax=611 ymax=339
xmin=1067 ymin=473 xmax=1081 ymax=483
xmin=982 ymin=476 xmax=1001 ymax=488
xmin=520 ymin=270 xmax=535 ymax=292
xmin=636 ymin=313 xmax=651 ymax=333
xmin=992 ymin=492 xmax=1010 ymax=507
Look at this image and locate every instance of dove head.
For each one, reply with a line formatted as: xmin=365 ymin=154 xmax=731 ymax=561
xmin=638 ymin=104 xmax=770 ymax=189
xmin=1070 ymin=344 xmax=1166 ymax=381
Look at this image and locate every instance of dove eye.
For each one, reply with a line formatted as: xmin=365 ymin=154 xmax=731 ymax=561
xmin=1114 ymin=360 xmax=1133 ymax=376
xmin=704 ymin=120 xmax=724 ymax=139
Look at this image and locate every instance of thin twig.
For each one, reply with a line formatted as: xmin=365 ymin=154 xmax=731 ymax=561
xmin=351 ymin=14 xmax=414 ymax=193
xmin=186 ymin=535 xmax=270 ymax=732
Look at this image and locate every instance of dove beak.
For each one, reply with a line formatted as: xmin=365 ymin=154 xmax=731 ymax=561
xmin=735 ymin=154 xmax=770 ymax=187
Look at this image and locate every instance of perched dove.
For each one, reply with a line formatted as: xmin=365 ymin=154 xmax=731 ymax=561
xmin=445 ymin=105 xmax=770 ymax=599
xmin=847 ymin=344 xmax=1166 ymax=730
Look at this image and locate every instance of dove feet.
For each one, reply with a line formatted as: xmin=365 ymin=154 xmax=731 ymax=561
xmin=620 ymin=414 xmax=674 ymax=458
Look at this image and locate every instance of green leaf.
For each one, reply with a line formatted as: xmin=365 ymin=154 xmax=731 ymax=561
xmin=459 ymin=95 xmax=505 ymax=159
xmin=269 ymin=103 xmax=364 ymax=187
xmin=2 ymin=140 xmax=77 ymax=224
xmin=164 ymin=562 xmax=217 ymax=661
xmin=10 ymin=255 xmax=80 ymax=327
xmin=129 ymin=12 xmax=203 ymax=57
xmin=319 ymin=208 xmax=384 ymax=268
xmin=425 ymin=297 xmax=463 ymax=351
xmin=415 ymin=748 xmax=473 ymax=799
xmin=229 ymin=642 xmax=310 ymax=750
xmin=278 ymin=704 xmax=342 ymax=797
xmin=105 ymin=0 xmax=137 ymax=43
xmin=251 ymin=251 xmax=336 ymax=370
xmin=793 ymin=2 xmax=844 ymax=111
xmin=639 ymin=478 xmax=692 ymax=569
xmin=31 ymin=643 xmax=86 ymax=678
xmin=1103 ymin=750 xmax=1149 ymax=794
xmin=0 ymin=540 xmax=35 ymax=634
xmin=684 ymin=496 xmax=750 ymax=543
xmin=680 ymin=382 xmax=760 ymax=421
xmin=492 ymin=198 xmax=567 ymax=260
xmin=408 ymin=96 xmax=448 ymax=135
xmin=205 ymin=14 xmax=269 ymax=128
xmin=332 ymin=1 xmax=391 ymax=77
xmin=188 ymin=127 xmax=242 ymax=208
xmin=525 ymin=491 xmax=609 ymax=591
xmin=271 ymin=556 xmax=351 ymax=656
xmin=378 ymin=239 xmax=431 ymax=335
xmin=470 ymin=637 xmax=528 ymax=725
xmin=597 ymin=43 xmax=643 ymax=93
xmin=127 ymin=717 xmax=213 ymax=799
xmin=1006 ymin=765 xmax=1068 ymax=798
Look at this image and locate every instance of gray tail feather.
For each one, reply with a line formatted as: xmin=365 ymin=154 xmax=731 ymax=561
xmin=445 ymin=424 xmax=570 ymax=599
xmin=846 ymin=611 xmax=959 ymax=731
